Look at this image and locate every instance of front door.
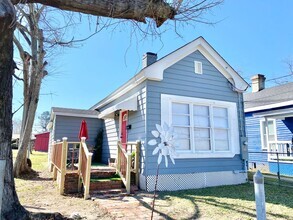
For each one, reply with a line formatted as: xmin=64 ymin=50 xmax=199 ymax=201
xmin=120 ymin=111 xmax=128 ymax=150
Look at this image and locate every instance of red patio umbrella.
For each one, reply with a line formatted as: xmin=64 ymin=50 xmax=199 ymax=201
xmin=78 ymin=120 xmax=89 ymax=140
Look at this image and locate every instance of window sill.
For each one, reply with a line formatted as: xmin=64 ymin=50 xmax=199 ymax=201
xmin=174 ymin=152 xmax=237 ymax=159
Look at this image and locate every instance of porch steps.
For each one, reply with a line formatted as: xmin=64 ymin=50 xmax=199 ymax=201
xmin=89 ymin=166 xmax=125 ymax=193
xmin=90 ymin=189 xmax=127 ymax=199
xmin=90 ymin=167 xmax=116 ymax=179
xmin=89 ymin=166 xmax=139 ymax=195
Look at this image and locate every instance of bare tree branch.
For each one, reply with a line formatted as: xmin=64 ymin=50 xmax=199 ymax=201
xmin=13 ymin=0 xmax=176 ymax=27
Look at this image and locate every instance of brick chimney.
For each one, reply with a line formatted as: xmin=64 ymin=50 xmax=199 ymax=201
xmin=142 ymin=52 xmax=157 ymax=68
xmin=251 ymin=74 xmax=266 ymax=92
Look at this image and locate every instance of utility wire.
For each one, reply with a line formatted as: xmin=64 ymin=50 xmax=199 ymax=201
xmin=248 ymin=74 xmax=293 ymax=85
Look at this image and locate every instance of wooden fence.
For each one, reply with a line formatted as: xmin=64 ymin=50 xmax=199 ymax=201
xmin=116 ymin=141 xmax=140 ymax=193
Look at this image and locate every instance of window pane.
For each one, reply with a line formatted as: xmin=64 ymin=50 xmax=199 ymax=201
xmin=215 ymin=140 xmax=229 ymax=151
xmin=268 ymin=135 xmax=275 ymax=142
xmin=214 ymin=129 xmax=228 ymax=140
xmin=195 ymin=140 xmax=211 ymax=151
xmin=213 ymin=107 xmax=227 ymax=117
xmin=172 ymin=103 xmax=189 ymax=114
xmin=175 ymin=139 xmax=190 ymax=150
xmin=268 ymin=121 xmax=275 ymax=135
xmin=213 ymin=117 xmax=228 ymax=128
xmin=172 ymin=115 xmax=190 ymax=126
xmin=174 ymin=127 xmax=190 ymax=139
xmin=194 ymin=128 xmax=210 ymax=138
xmin=194 ymin=116 xmax=209 ymax=127
xmin=194 ymin=105 xmax=209 ymax=116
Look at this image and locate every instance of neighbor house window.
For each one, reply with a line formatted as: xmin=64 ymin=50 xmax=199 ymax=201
xmin=260 ymin=119 xmax=276 ymax=150
xmin=161 ymin=94 xmax=240 ymax=158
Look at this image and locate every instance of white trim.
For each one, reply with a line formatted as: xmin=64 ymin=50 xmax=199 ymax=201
xmin=244 ymin=100 xmax=293 ymax=113
xmin=194 ymin=61 xmax=203 ymax=74
xmin=260 ymin=118 xmax=277 ymax=150
xmin=146 ymin=171 xmax=247 ymax=191
xmin=91 ymin=37 xmax=249 ymax=110
xmin=54 ymin=112 xmax=99 ymax=118
xmin=98 ymin=93 xmax=138 ymax=119
xmin=161 ymin=94 xmax=240 ymax=158
xmin=252 ymin=107 xmax=293 ymax=119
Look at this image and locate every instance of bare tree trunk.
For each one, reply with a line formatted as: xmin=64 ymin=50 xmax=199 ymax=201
xmin=0 ymin=1 xmax=29 ymax=218
xmin=14 ymin=12 xmax=45 ymax=176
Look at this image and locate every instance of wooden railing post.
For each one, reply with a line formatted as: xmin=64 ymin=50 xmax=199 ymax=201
xmin=77 ymin=138 xmax=84 ymax=192
xmin=60 ymin=137 xmax=68 ymax=195
xmin=49 ymin=141 xmax=55 ymax=172
xmin=116 ymin=142 xmax=121 ymax=174
xmin=84 ymin=152 xmax=93 ymax=199
xmin=135 ymin=140 xmax=141 ymax=187
xmin=126 ymin=153 xmax=131 ymax=194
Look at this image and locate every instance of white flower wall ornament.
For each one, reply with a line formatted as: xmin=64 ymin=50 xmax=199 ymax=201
xmin=148 ymin=123 xmax=178 ymax=167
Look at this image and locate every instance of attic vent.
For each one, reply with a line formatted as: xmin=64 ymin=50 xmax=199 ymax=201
xmin=194 ymin=61 xmax=203 ymax=74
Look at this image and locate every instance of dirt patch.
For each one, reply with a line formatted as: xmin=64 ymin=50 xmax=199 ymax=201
xmin=15 ymin=169 xmax=112 ymax=219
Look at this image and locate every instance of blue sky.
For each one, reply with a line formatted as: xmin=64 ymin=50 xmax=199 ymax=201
xmin=12 ymin=0 xmax=293 ymax=120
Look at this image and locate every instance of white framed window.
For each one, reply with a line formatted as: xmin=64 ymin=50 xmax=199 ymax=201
xmin=161 ymin=94 xmax=240 ymax=158
xmin=194 ymin=61 xmax=203 ymax=74
xmin=260 ymin=119 xmax=276 ymax=150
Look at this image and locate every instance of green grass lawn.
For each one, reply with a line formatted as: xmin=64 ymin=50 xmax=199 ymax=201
xmin=12 ymin=149 xmax=48 ymax=172
xmin=12 ymin=150 xmax=293 ymax=219
xmin=148 ymin=183 xmax=293 ymax=220
xmin=248 ymin=171 xmax=293 ymax=187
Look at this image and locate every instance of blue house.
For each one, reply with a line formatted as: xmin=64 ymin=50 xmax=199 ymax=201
xmin=244 ymin=74 xmax=293 ymax=176
xmin=48 ymin=36 xmax=250 ymax=191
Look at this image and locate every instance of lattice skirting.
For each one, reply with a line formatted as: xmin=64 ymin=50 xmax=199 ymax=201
xmin=143 ymin=171 xmax=247 ymax=192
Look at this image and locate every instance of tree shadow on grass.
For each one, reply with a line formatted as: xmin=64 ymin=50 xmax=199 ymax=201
xmin=134 ymin=193 xmax=200 ymax=220
xmin=157 ymin=183 xmax=293 ymax=219
xmin=17 ymin=169 xmax=52 ymax=181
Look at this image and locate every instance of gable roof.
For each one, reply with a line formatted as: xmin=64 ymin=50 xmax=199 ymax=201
xmin=244 ymin=82 xmax=293 ymax=112
xmin=90 ymin=36 xmax=249 ymax=110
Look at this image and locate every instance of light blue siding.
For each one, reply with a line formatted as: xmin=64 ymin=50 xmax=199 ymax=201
xmin=101 ymin=118 xmax=119 ymax=164
xmin=145 ymin=50 xmax=245 ymax=175
xmin=99 ymin=82 xmax=147 ymax=171
xmin=245 ymin=110 xmax=293 ymax=163
xmin=245 ymin=113 xmax=267 ymax=162
xmin=277 ymin=119 xmax=292 ymax=141
xmin=53 ymin=115 xmax=102 ymax=147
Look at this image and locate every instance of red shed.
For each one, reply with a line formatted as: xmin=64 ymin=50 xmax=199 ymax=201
xmin=34 ymin=132 xmax=49 ymax=152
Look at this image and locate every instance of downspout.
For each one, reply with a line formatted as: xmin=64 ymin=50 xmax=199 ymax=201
xmin=238 ymin=91 xmax=248 ymax=174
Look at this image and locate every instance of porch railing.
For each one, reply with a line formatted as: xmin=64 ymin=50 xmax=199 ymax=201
xmin=268 ymin=141 xmax=293 ymax=161
xmin=50 ymin=137 xmax=92 ymax=199
xmin=116 ymin=141 xmax=141 ymax=194
xmin=78 ymin=137 xmax=93 ymax=199
xmin=50 ymin=137 xmax=68 ymax=195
